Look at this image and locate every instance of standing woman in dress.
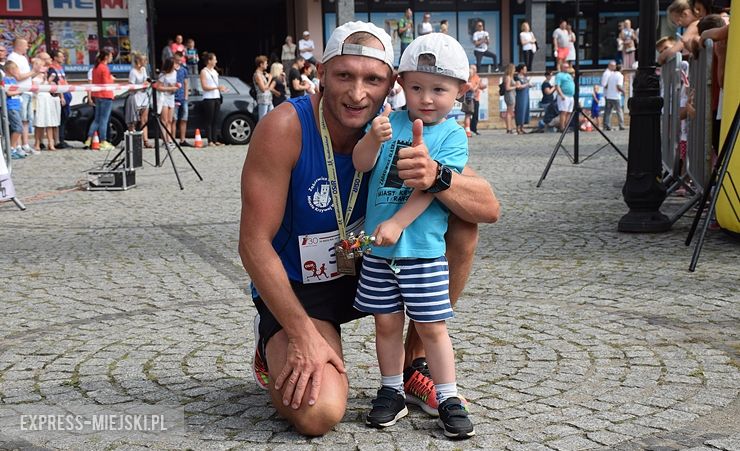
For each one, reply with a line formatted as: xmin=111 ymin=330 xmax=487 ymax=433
xmin=269 ymin=62 xmax=287 ymax=107
xmin=200 ymin=52 xmax=226 ymax=146
xmin=519 ymin=21 xmax=537 ymax=71
xmin=126 ymin=52 xmax=150 ymax=147
xmin=502 ymin=63 xmax=517 ymax=134
xmin=33 ymin=53 xmax=60 ymax=151
xmin=86 ymin=49 xmax=116 ymax=151
xmin=514 ymin=63 xmax=533 ymax=135
xmin=620 ymin=19 xmax=637 ymax=69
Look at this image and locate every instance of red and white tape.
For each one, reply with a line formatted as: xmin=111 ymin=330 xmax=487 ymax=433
xmin=1 ymin=83 xmax=149 ymax=95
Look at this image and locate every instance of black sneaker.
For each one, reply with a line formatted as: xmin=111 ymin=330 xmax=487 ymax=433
xmin=405 ymin=357 xmax=431 ymax=379
xmin=179 ymin=141 xmax=193 ymax=147
xmin=366 ymin=386 xmax=408 ymax=428
xmin=437 ymin=397 xmax=475 ymax=439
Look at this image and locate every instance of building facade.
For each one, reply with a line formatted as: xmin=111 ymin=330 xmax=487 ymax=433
xmin=1 ymin=0 xmax=677 ymax=79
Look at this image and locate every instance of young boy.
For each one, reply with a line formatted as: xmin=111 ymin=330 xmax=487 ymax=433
xmin=2 ymin=61 xmax=26 ymax=160
xmin=185 ymin=38 xmax=199 ymax=75
xmin=591 ymin=84 xmax=602 ymax=128
xmin=352 ymin=33 xmax=474 ymax=439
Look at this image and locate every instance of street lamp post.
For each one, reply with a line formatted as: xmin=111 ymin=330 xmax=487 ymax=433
xmin=618 ymin=0 xmax=671 ymax=232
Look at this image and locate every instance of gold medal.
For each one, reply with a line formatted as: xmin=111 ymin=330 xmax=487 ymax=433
xmin=335 ymin=244 xmax=357 ymax=275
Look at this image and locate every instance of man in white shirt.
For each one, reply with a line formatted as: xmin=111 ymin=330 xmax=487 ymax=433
xmin=7 ymin=38 xmax=41 ymax=154
xmin=601 ymin=60 xmax=616 ymax=89
xmin=603 ymin=64 xmax=625 ymax=131
xmin=552 ymin=20 xmax=570 ymax=69
xmin=472 ymin=21 xmax=499 ymax=72
xmin=417 ymin=13 xmax=433 ymax=36
xmin=298 ymin=31 xmax=316 ymax=65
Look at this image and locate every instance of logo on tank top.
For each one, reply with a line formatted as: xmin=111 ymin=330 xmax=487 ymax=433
xmin=307 ymin=176 xmax=333 ymax=213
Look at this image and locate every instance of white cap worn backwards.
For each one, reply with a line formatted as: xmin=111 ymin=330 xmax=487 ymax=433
xmin=322 ymin=21 xmax=394 ymax=70
xmin=398 ymin=33 xmax=470 ymax=82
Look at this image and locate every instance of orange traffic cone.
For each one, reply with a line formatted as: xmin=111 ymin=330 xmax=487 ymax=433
xmin=194 ymin=128 xmax=203 ymax=148
xmin=91 ymin=131 xmax=100 ymax=150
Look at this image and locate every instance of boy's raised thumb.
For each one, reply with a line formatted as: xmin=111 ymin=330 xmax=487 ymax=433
xmin=381 ymin=103 xmax=392 ymax=117
xmin=411 ymin=119 xmax=424 ymax=146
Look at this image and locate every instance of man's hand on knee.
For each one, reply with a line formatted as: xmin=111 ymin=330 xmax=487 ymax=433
xmin=275 ymin=332 xmax=346 ymax=410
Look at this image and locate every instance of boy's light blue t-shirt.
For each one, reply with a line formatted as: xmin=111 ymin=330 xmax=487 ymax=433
xmin=364 ymin=111 xmax=468 ymax=259
xmin=554 ymin=72 xmax=575 ymax=97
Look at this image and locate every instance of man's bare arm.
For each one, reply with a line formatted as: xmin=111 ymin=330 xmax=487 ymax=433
xmin=239 ymin=102 xmax=345 ymax=409
xmin=396 ymin=149 xmax=500 ymax=224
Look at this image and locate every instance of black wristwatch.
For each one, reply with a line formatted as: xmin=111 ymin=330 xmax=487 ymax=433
xmin=424 ymin=160 xmax=453 ymax=194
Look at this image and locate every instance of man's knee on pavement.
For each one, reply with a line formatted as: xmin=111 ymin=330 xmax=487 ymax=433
xmin=287 ymin=393 xmax=346 ymax=436
xmin=269 ymin=369 xmax=348 ymax=436
xmin=264 ymin=323 xmax=348 ymax=436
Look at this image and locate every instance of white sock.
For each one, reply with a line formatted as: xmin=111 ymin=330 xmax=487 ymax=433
xmin=435 ymin=382 xmax=458 ymax=404
xmin=381 ymin=374 xmax=405 ymax=395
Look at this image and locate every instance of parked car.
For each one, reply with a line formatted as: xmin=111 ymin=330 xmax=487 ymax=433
xmin=65 ymin=75 xmax=258 ymax=145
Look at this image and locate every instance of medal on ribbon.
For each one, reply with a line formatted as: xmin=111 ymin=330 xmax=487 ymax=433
xmin=318 ymin=98 xmax=367 ymax=275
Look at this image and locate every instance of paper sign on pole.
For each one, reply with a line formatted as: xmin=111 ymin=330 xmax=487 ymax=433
xmin=0 ymin=152 xmax=17 ymax=202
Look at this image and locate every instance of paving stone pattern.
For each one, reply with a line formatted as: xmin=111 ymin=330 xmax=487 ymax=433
xmin=1 ymin=130 xmax=738 ymax=450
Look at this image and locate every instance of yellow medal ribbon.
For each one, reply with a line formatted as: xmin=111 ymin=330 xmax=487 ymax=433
xmin=318 ymin=97 xmax=364 ymax=240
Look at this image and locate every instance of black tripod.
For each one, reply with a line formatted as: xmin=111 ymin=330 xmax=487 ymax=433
xmin=536 ymin=0 xmax=626 ymax=188
xmin=139 ymin=82 xmax=203 ymax=190
xmin=685 ymin=102 xmax=740 ymax=272
xmin=141 ymin=0 xmax=201 ymax=190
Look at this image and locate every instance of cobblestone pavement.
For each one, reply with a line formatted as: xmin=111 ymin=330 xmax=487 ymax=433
xmin=1 ymin=129 xmax=738 ymax=451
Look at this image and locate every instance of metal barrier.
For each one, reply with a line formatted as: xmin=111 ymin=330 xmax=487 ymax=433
xmin=659 ymin=40 xmax=715 ymax=223
xmin=660 ymin=52 xmax=683 ymax=187
xmin=687 ymin=40 xmax=714 ymax=194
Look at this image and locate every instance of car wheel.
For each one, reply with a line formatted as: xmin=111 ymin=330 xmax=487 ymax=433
xmin=222 ymin=114 xmax=255 ymax=145
xmin=108 ymin=115 xmax=126 ymax=146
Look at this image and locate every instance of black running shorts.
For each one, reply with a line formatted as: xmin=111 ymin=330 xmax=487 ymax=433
xmin=253 ymin=275 xmax=368 ymax=355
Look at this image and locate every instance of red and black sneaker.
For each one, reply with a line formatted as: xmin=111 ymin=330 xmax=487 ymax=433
xmin=403 ymin=358 xmax=439 ymax=416
xmin=252 ymin=314 xmax=270 ymax=390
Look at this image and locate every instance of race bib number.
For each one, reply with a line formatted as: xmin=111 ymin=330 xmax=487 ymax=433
xmin=298 ymin=220 xmax=363 ymax=284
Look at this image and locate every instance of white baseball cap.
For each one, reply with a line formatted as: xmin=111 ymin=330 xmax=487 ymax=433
xmin=398 ymin=33 xmax=470 ymax=82
xmin=322 ymin=21 xmax=394 ymax=70
xmin=303 ymin=30 xmax=310 ymax=36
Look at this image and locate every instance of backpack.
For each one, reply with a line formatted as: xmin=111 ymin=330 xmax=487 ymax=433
xmin=499 ymin=80 xmax=506 ymax=96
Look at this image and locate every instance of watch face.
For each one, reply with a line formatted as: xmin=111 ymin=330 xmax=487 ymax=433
xmin=440 ymin=166 xmax=453 ymax=187
xmin=427 ymin=164 xmax=452 ymax=193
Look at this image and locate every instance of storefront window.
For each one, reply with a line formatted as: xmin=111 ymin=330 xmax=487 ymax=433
xmin=0 ymin=20 xmax=46 ymax=56
xmin=0 ymin=0 xmax=133 ymax=75
xmin=49 ymin=21 xmax=98 ymax=70
xmin=101 ymin=20 xmax=130 ymax=65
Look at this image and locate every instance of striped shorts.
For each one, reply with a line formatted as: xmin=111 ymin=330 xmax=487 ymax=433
xmin=354 ymin=254 xmax=453 ymax=323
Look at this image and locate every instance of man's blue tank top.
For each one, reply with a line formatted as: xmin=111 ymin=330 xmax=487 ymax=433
xmin=251 ymin=96 xmax=369 ymax=297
